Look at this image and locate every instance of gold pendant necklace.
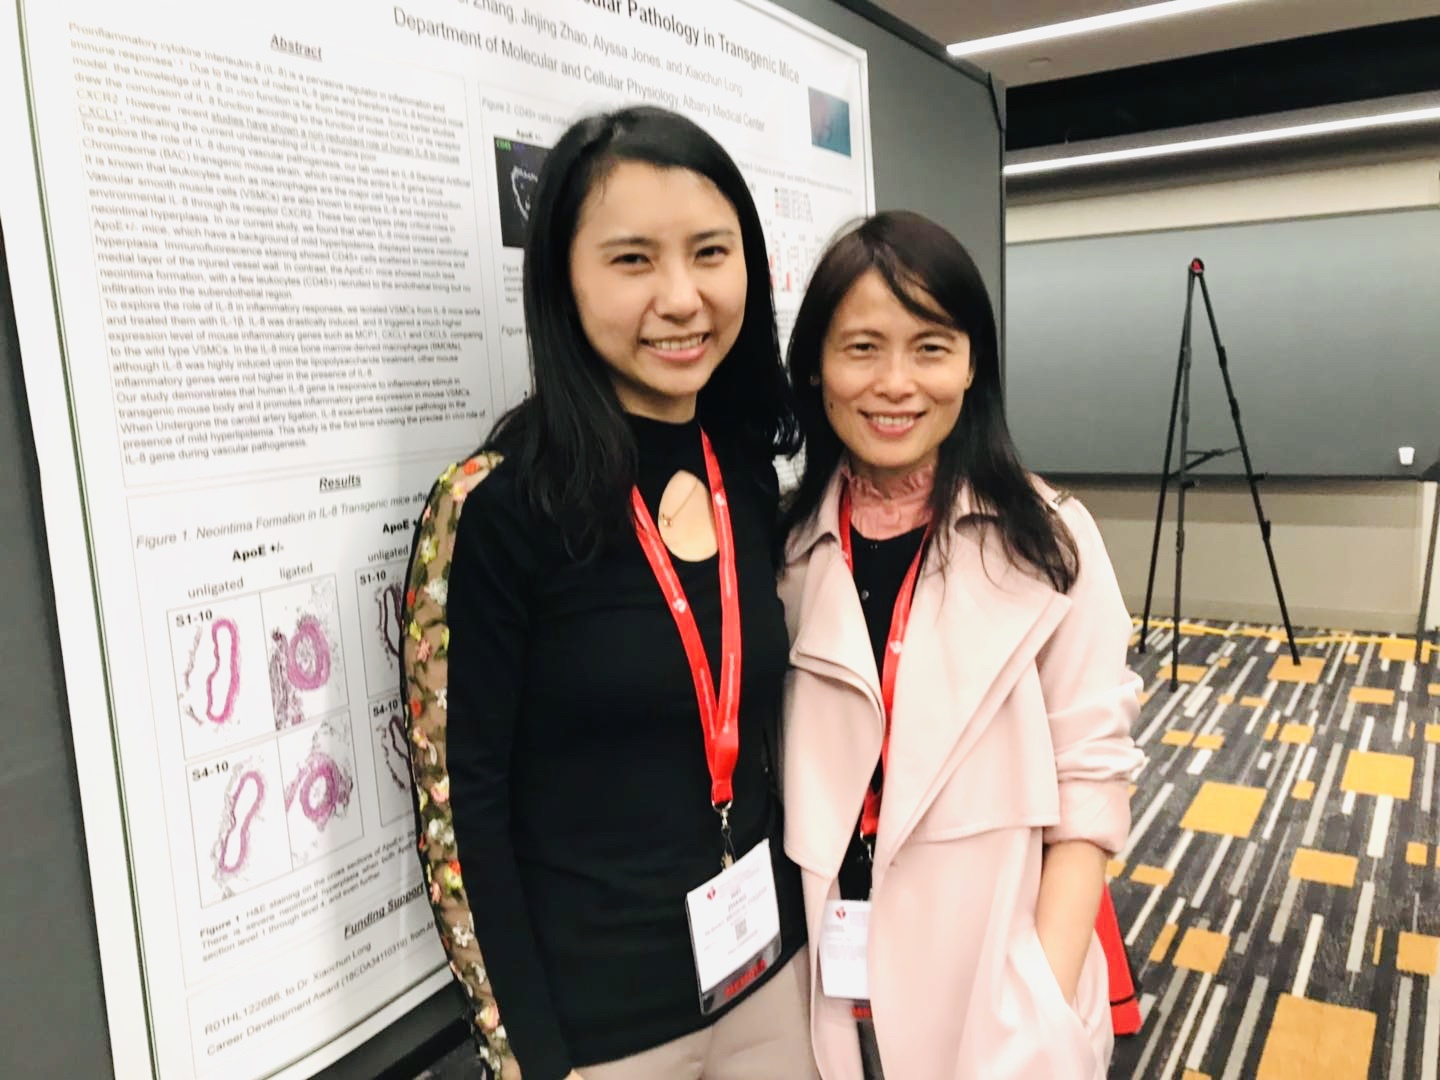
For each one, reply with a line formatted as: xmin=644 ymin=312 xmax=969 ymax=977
xmin=658 ymin=478 xmax=703 ymax=528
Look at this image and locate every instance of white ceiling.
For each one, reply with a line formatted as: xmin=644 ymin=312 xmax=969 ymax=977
xmin=873 ymin=0 xmax=1440 ymax=85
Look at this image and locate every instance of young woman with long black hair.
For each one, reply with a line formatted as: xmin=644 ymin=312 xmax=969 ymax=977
xmin=402 ymin=106 xmax=816 ymax=1080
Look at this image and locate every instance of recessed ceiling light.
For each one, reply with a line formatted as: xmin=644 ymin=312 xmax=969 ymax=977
xmin=948 ymin=0 xmax=1255 ymax=58
xmin=1003 ymin=105 xmax=1440 ymax=176
xmin=1028 ymin=57 xmax=1053 ymax=68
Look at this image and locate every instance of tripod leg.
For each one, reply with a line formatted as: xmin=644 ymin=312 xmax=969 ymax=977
xmin=1197 ymin=276 xmax=1300 ymax=663
xmin=1140 ymin=286 xmax=1192 ymax=655
xmin=1172 ymin=302 xmax=1192 ymax=693
xmin=1160 ymin=272 xmax=1198 ymax=690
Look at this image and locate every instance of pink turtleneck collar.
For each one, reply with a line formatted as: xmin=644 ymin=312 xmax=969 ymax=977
xmin=841 ymin=459 xmax=937 ymax=540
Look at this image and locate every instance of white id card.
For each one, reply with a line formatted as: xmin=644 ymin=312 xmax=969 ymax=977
xmin=819 ymin=899 xmax=872 ymax=1000
xmin=684 ymin=838 xmax=782 ymax=1014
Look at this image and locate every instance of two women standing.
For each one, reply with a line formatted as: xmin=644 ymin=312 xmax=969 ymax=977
xmin=404 ymin=105 xmax=1141 ymax=1080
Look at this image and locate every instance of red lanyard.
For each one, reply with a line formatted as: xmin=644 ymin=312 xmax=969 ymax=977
xmin=838 ymin=484 xmax=929 ymax=845
xmin=631 ymin=431 xmax=742 ymax=818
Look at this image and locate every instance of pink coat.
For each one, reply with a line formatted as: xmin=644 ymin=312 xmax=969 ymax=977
xmin=779 ymin=472 xmax=1144 ymax=1080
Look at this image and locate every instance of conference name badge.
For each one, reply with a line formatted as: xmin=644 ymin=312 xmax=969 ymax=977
xmin=819 ymin=898 xmax=871 ymax=1000
xmin=684 ymin=838 xmax=782 ymax=1015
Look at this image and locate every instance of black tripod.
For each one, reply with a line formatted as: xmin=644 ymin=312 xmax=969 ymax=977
xmin=1138 ymin=259 xmax=1299 ymax=689
xmin=1417 ymin=456 xmax=1440 ymax=675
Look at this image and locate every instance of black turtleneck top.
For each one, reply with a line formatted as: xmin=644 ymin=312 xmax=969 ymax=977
xmin=444 ymin=415 xmax=805 ymax=1079
xmin=837 ymin=523 xmax=927 ymax=904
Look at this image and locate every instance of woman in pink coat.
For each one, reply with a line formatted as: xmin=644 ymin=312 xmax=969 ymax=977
xmin=778 ymin=211 xmax=1144 ymax=1079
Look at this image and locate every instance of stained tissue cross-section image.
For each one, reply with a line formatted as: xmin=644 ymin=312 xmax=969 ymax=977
xmin=356 ymin=562 xmax=407 ymax=698
xmin=494 ymin=137 xmax=550 ymax=249
xmin=190 ymin=744 xmax=289 ymax=906
xmin=194 ymin=617 xmax=241 ymax=722
xmin=169 ymin=595 xmax=272 ymax=759
xmin=279 ymin=712 xmax=364 ymax=866
xmin=372 ymin=704 xmax=413 ymax=827
xmin=263 ymin=576 xmax=348 ymax=729
xmin=379 ymin=582 xmax=402 ymax=662
xmin=217 ymin=769 xmax=265 ymax=874
xmin=279 ymin=613 xmax=331 ymax=693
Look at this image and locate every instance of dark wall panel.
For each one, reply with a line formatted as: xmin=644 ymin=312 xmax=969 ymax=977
xmin=1006 ymin=208 xmax=1440 ymax=479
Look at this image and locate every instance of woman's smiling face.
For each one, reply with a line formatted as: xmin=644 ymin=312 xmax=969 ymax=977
xmin=569 ymin=161 xmax=747 ymax=421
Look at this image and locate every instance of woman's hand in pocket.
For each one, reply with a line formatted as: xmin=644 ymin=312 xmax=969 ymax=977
xmin=1037 ymin=930 xmax=1085 ymax=1004
xmin=1035 ymin=840 xmax=1107 ymax=1003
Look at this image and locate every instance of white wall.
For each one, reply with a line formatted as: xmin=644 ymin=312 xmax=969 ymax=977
xmin=1008 ymin=154 xmax=1440 ymax=635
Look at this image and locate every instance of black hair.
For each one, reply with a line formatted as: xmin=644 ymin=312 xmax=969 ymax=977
xmin=783 ymin=210 xmax=1077 ymax=592
xmin=485 ymin=105 xmax=798 ymax=560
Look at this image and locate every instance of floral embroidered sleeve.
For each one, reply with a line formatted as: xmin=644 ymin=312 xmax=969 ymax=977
xmin=403 ymin=453 xmax=573 ymax=1080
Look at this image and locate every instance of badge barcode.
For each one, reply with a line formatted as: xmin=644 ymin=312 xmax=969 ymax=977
xmin=734 ymin=918 xmax=747 ymax=940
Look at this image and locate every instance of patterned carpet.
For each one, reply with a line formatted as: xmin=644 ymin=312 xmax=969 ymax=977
xmin=1113 ymin=619 xmax=1440 ymax=1080
xmin=412 ymin=621 xmax=1440 ymax=1080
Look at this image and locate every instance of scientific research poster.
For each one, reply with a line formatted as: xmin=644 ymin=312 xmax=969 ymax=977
xmin=0 ymin=0 xmax=871 ymax=1077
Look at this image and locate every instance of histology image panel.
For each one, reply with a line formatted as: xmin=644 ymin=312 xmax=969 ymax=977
xmin=262 ymin=576 xmax=349 ymax=730
xmin=493 ymin=136 xmax=550 ymax=249
xmin=355 ymin=562 xmax=406 ymax=700
xmin=277 ymin=712 xmax=363 ymax=867
xmin=188 ymin=742 xmax=290 ymax=906
xmin=369 ymin=694 xmax=412 ymax=828
xmin=168 ymin=595 xmax=274 ymax=760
